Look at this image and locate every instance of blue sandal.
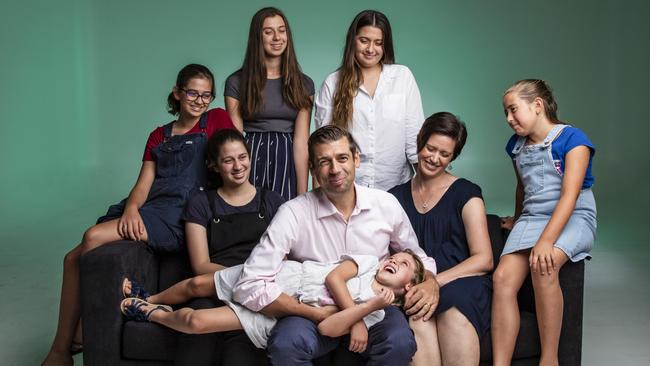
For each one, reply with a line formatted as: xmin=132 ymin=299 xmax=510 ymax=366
xmin=120 ymin=298 xmax=171 ymax=322
xmin=122 ymin=277 xmax=150 ymax=300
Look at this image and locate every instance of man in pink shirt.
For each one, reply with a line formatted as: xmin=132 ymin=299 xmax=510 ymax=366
xmin=233 ymin=126 xmax=439 ymax=365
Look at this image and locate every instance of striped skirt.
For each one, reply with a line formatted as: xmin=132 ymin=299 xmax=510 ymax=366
xmin=246 ymin=131 xmax=296 ymax=201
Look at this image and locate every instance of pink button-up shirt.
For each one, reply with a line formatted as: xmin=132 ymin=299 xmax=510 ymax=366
xmin=233 ymin=185 xmax=437 ymax=312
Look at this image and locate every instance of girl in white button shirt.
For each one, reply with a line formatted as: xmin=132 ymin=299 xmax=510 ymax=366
xmin=315 ymin=10 xmax=425 ymax=191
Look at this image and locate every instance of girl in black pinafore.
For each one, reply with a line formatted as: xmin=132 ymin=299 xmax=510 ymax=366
xmin=169 ymin=128 xmax=285 ymax=366
xmin=42 ymin=64 xmax=234 ymax=366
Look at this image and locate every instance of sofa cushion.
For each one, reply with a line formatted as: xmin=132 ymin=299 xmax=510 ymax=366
xmin=122 ymin=321 xmax=178 ymax=361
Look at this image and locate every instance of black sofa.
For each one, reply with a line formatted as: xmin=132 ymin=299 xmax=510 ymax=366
xmin=80 ymin=214 xmax=584 ymax=365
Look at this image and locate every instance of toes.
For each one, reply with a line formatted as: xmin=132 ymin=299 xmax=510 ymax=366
xmin=122 ymin=278 xmax=132 ymax=297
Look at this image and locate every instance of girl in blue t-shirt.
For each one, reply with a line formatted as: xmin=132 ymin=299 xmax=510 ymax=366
xmin=492 ymin=79 xmax=597 ymax=366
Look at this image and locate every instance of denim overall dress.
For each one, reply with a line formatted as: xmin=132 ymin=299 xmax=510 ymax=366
xmin=205 ymin=188 xmax=270 ymax=267
xmin=98 ymin=114 xmax=209 ymax=253
xmin=502 ymin=124 xmax=597 ymax=262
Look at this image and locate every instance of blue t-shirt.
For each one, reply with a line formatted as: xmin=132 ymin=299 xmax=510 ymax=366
xmin=505 ymin=126 xmax=595 ymax=188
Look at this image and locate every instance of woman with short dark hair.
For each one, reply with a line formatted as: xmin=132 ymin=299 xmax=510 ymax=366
xmin=389 ymin=112 xmax=494 ymax=366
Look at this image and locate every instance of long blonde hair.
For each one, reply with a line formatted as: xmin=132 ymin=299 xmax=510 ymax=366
xmin=331 ymin=10 xmax=395 ymax=128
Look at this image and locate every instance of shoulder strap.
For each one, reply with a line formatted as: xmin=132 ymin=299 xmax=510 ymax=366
xmin=511 ymin=136 xmax=527 ymax=155
xmin=198 ymin=111 xmax=208 ymax=132
xmin=542 ymin=124 xmax=570 ymax=148
xmin=258 ymin=189 xmax=270 ymax=223
xmin=162 ymin=121 xmax=175 ymax=140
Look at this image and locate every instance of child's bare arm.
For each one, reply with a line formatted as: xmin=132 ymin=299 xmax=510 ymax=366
xmin=318 ymin=288 xmax=394 ymax=337
xmin=324 ymin=259 xmax=371 ymax=352
xmin=325 ymin=260 xmax=359 ymax=309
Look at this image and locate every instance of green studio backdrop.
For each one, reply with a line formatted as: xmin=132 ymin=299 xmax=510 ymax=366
xmin=0 ymin=0 xmax=647 ymax=363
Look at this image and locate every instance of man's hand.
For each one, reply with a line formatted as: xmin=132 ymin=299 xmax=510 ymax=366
xmin=404 ymin=277 xmax=439 ymax=321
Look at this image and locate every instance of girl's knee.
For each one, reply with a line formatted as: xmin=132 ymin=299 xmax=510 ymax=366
xmin=492 ymin=267 xmax=517 ymax=293
xmin=187 ymin=312 xmax=207 ymax=334
xmin=531 ymin=270 xmax=560 ymax=289
xmin=188 ymin=276 xmax=212 ymax=297
xmin=82 ymin=226 xmax=107 ymax=250
xmin=63 ymin=247 xmax=81 ymax=267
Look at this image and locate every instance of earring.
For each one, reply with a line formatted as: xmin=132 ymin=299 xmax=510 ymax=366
xmin=447 ymin=164 xmax=453 ymax=171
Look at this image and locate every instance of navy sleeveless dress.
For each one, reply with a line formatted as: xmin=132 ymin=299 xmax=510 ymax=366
xmin=389 ymin=178 xmax=491 ymax=338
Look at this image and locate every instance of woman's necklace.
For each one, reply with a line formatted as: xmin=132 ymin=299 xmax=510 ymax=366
xmin=414 ymin=177 xmax=450 ymax=211
xmin=416 ymin=181 xmax=430 ymax=210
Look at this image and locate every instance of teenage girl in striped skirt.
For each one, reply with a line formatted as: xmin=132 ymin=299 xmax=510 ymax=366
xmin=225 ymin=7 xmax=314 ymax=201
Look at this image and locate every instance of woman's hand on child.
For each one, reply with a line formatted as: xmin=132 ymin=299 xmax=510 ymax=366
xmin=118 ymin=208 xmax=146 ymax=241
xmin=500 ymin=216 xmax=515 ymax=230
xmin=404 ymin=278 xmax=439 ymax=321
xmin=529 ymin=242 xmax=556 ymax=275
xmin=349 ymin=321 xmax=368 ymax=353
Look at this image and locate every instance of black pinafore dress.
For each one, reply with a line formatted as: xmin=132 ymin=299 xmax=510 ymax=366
xmin=205 ymin=188 xmax=270 ymax=267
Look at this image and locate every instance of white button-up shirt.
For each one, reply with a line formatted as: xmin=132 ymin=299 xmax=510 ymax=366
xmin=232 ymin=185 xmax=437 ymax=312
xmin=315 ymin=64 xmax=425 ymax=191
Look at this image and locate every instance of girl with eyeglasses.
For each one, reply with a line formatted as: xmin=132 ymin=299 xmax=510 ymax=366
xmin=42 ymin=64 xmax=235 ymax=366
xmin=225 ymin=7 xmax=314 ymax=201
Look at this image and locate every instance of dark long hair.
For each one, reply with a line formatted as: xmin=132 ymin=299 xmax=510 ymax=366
xmin=332 ymin=10 xmax=395 ymax=128
xmin=205 ymin=129 xmax=250 ymax=189
xmin=167 ymin=64 xmax=215 ymax=116
xmin=238 ymin=7 xmax=312 ymax=119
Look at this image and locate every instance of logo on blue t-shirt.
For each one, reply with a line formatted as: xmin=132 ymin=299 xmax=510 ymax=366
xmin=553 ymin=160 xmax=563 ymax=176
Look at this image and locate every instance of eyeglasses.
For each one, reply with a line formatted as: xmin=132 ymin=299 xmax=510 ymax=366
xmin=181 ymin=88 xmax=214 ymax=103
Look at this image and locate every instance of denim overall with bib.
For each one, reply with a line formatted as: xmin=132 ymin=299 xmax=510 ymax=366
xmin=98 ymin=114 xmax=209 ymax=253
xmin=205 ymin=188 xmax=270 ymax=267
xmin=503 ymin=124 xmax=597 ymax=262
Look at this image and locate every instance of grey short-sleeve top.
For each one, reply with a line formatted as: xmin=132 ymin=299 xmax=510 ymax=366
xmin=224 ymin=72 xmax=315 ymax=133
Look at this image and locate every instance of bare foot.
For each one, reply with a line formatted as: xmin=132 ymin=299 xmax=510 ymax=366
xmin=41 ymin=350 xmax=73 ymax=366
xmin=122 ymin=278 xmax=133 ymax=298
xmin=121 ymin=278 xmax=149 ymax=301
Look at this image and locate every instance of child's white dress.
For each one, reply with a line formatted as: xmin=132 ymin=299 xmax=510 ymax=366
xmin=214 ymin=254 xmax=384 ymax=348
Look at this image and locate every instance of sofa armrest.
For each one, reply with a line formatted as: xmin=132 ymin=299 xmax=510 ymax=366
xmin=558 ymin=259 xmax=585 ymax=366
xmin=79 ymin=240 xmax=159 ymax=366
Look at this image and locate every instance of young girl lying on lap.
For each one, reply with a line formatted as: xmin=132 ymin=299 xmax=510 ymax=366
xmin=120 ymin=250 xmax=425 ymax=348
